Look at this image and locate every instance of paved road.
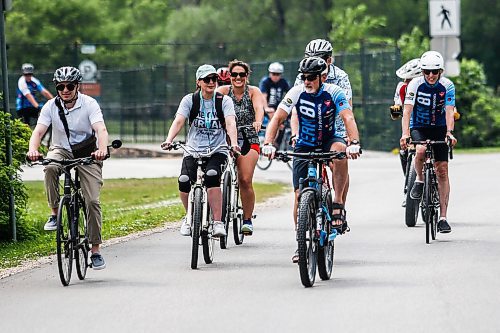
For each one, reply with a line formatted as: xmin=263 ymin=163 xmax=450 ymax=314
xmin=4 ymin=152 xmax=500 ymax=332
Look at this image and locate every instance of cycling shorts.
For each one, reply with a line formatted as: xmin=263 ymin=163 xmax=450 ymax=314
xmin=411 ymin=126 xmax=448 ymax=162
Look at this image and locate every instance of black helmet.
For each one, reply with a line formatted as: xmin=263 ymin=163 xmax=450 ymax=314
xmin=53 ymin=66 xmax=82 ymax=83
xmin=298 ymin=57 xmax=327 ymax=74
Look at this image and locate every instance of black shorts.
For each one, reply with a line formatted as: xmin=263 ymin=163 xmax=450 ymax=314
xmin=17 ymin=107 xmax=39 ymax=125
xmin=292 ymin=138 xmax=344 ymax=190
xmin=411 ymin=127 xmax=448 ymax=162
xmin=179 ymin=152 xmax=227 ymax=192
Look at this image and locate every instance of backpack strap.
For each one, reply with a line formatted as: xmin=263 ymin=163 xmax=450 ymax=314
xmin=55 ymin=97 xmax=71 ymax=140
xmin=189 ymin=91 xmax=226 ymax=129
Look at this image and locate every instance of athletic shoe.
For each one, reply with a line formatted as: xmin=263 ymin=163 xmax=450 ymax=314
xmin=90 ymin=253 xmax=106 ymax=270
xmin=180 ymin=216 xmax=191 ymax=236
xmin=242 ymin=219 xmax=253 ymax=235
xmin=43 ymin=215 xmax=57 ymax=231
xmin=212 ymin=221 xmax=227 ymax=237
xmin=410 ymin=181 xmax=424 ymax=199
xmin=437 ymin=219 xmax=452 ymax=233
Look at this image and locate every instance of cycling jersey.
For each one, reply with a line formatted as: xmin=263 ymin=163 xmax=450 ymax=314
xmin=278 ymin=83 xmax=349 ymax=148
xmin=294 ymin=64 xmax=352 ymax=138
xmin=16 ymin=76 xmax=46 ymax=110
xmin=259 ymin=77 xmax=290 ymax=108
xmin=405 ymin=76 xmax=455 ymax=128
xmin=393 ymin=81 xmax=405 ymax=105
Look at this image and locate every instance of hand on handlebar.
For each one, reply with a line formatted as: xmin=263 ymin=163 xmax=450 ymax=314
xmin=231 ymin=145 xmax=241 ymax=156
xmin=400 ymin=134 xmax=411 ymax=150
xmin=26 ymin=150 xmax=42 ymax=162
xmin=446 ymin=133 xmax=457 ymax=147
xmin=91 ymin=149 xmax=107 ymax=161
xmin=160 ymin=140 xmax=172 ymax=150
xmin=346 ymin=144 xmax=361 ymax=159
xmin=261 ymin=144 xmax=276 ymax=159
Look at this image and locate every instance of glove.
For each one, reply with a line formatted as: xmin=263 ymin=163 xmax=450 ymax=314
xmin=261 ymin=144 xmax=276 ymax=158
xmin=389 ymin=105 xmax=403 ymax=120
xmin=453 ymin=109 xmax=461 ymax=121
xmin=346 ymin=144 xmax=361 ymax=159
xmin=160 ymin=141 xmax=172 ymax=150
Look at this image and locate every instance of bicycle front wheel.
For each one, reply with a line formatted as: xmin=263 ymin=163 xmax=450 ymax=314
xmin=56 ymin=197 xmax=73 ymax=286
xmin=233 ymin=187 xmax=244 ymax=245
xmin=256 ymin=153 xmax=273 ymax=170
xmin=423 ymin=168 xmax=432 ymax=244
xmin=191 ymin=188 xmax=203 ymax=269
xmin=220 ymin=172 xmax=232 ymax=249
xmin=297 ymin=190 xmax=318 ymax=287
xmin=75 ymin=196 xmax=89 ymax=280
xmin=318 ymin=187 xmax=334 ymax=280
xmin=405 ymin=159 xmax=420 ymax=227
xmin=202 ymin=207 xmax=215 ymax=264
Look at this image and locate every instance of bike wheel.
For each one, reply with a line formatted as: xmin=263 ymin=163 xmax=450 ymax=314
xmin=297 ymin=191 xmax=318 ymax=287
xmin=256 ymin=152 xmax=273 ymax=170
xmin=75 ymin=197 xmax=89 ymax=280
xmin=220 ymin=172 xmax=232 ymax=249
xmin=423 ymin=169 xmax=432 ymax=244
xmin=405 ymin=159 xmax=420 ymax=227
xmin=191 ymin=188 xmax=203 ymax=269
xmin=202 ymin=207 xmax=215 ymax=264
xmin=430 ymin=182 xmax=439 ymax=240
xmin=318 ymin=187 xmax=334 ymax=280
xmin=56 ymin=197 xmax=73 ymax=286
xmin=233 ymin=187 xmax=244 ymax=245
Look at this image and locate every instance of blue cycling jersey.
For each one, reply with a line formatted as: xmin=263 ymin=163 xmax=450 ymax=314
xmin=16 ymin=76 xmax=45 ymax=110
xmin=405 ymin=76 xmax=455 ymax=128
xmin=278 ymin=83 xmax=349 ymax=148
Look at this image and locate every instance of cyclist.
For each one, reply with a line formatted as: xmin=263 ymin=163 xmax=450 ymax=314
xmin=16 ymin=63 xmax=53 ymax=126
xmin=262 ymin=57 xmax=361 ymax=262
xmin=217 ymin=67 xmax=231 ymax=86
xmin=26 ymin=66 xmax=109 ymax=270
xmin=400 ymin=51 xmax=457 ymax=233
xmin=292 ymin=38 xmax=353 ymax=207
xmin=217 ymin=59 xmax=265 ymax=235
xmin=161 ymin=64 xmax=239 ymax=238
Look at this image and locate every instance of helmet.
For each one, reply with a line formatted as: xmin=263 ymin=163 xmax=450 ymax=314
xmin=298 ymin=57 xmax=327 ymax=74
xmin=53 ymin=66 xmax=82 ymax=83
xmin=396 ymin=58 xmax=422 ymax=79
xmin=22 ymin=63 xmax=34 ymax=74
xmin=420 ymin=51 xmax=444 ymax=70
xmin=304 ymin=39 xmax=333 ymax=58
xmin=268 ymin=62 xmax=284 ymax=73
xmin=216 ymin=67 xmax=231 ymax=85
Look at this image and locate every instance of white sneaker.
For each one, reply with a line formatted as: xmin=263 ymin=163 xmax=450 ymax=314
xmin=212 ymin=221 xmax=227 ymax=237
xmin=180 ymin=217 xmax=191 ymax=236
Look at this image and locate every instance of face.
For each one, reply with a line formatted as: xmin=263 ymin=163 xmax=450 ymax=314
xmin=23 ymin=74 xmax=33 ymax=82
xmin=198 ymin=74 xmax=217 ymax=94
xmin=301 ymin=73 xmax=321 ymax=93
xmin=55 ymin=81 xmax=78 ymax=102
xmin=230 ymin=66 xmax=248 ymax=88
xmin=269 ymin=72 xmax=281 ymax=83
xmin=422 ymin=69 xmax=442 ymax=85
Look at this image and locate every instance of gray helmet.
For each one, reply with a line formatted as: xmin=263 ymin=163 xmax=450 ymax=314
xmin=22 ymin=63 xmax=34 ymax=74
xmin=304 ymin=39 xmax=333 ymax=58
xmin=298 ymin=57 xmax=327 ymax=74
xmin=53 ymin=66 xmax=82 ymax=83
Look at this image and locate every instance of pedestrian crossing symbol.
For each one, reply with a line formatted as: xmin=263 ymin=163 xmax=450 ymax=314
xmin=429 ymin=0 xmax=460 ymax=36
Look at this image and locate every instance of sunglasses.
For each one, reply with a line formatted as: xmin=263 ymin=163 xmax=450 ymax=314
xmin=201 ymin=75 xmax=217 ymax=83
xmin=423 ymin=69 xmax=441 ymax=75
xmin=270 ymin=72 xmax=281 ymax=76
xmin=55 ymin=83 xmax=77 ymax=92
xmin=231 ymin=72 xmax=247 ymax=78
xmin=301 ymin=74 xmax=319 ymax=82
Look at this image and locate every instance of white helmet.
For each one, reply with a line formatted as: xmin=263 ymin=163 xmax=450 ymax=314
xmin=420 ymin=51 xmax=444 ymax=70
xmin=396 ymin=58 xmax=422 ymax=79
xmin=53 ymin=66 xmax=82 ymax=83
xmin=304 ymin=39 xmax=333 ymax=57
xmin=268 ymin=62 xmax=284 ymax=73
xmin=22 ymin=63 xmax=34 ymax=74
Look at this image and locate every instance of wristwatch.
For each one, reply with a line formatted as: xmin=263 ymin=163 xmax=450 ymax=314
xmin=349 ymin=139 xmax=360 ymax=146
xmin=447 ymin=130 xmax=454 ymax=135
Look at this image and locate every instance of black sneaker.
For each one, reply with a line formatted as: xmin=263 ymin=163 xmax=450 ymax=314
xmin=437 ymin=219 xmax=452 ymax=233
xmin=410 ymin=181 xmax=424 ymax=199
xmin=90 ymin=253 xmax=106 ymax=270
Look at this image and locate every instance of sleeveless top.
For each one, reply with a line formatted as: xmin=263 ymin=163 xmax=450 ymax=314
xmin=228 ymin=86 xmax=260 ymax=145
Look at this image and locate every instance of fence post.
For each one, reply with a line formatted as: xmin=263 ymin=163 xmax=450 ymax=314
xmin=360 ymin=40 xmax=369 ymax=140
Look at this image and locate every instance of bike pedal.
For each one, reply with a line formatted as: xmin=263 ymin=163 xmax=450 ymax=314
xmin=242 ymin=231 xmax=253 ymax=236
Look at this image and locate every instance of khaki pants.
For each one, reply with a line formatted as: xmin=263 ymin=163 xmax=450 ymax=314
xmin=44 ymin=148 xmax=104 ymax=245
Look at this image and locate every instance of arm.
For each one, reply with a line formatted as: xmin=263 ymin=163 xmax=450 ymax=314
xmin=339 ymin=108 xmax=361 ymax=159
xmin=27 ymin=124 xmax=49 ymax=160
xmin=400 ymin=104 xmax=413 ymax=149
xmin=224 ymin=115 xmax=238 ymax=148
xmin=25 ymin=93 xmax=40 ymax=108
xmin=163 ymin=113 xmax=187 ymax=145
xmin=91 ymin=121 xmax=109 ymax=160
xmin=41 ymin=88 xmax=54 ymax=100
xmin=264 ymin=108 xmax=288 ymax=146
xmin=250 ymin=86 xmax=264 ymax=132
xmin=291 ymin=107 xmax=299 ymax=145
xmin=445 ymin=105 xmax=457 ymax=147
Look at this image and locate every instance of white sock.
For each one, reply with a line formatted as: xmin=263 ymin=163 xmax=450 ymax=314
xmin=439 ymin=216 xmax=447 ymax=221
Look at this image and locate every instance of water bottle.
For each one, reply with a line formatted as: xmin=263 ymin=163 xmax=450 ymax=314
xmin=328 ymin=229 xmax=337 ymax=241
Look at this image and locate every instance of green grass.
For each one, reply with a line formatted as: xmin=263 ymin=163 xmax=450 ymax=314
xmin=453 ymin=146 xmax=500 ymax=154
xmin=0 ymin=178 xmax=289 ymax=270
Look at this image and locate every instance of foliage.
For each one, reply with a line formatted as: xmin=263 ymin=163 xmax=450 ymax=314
xmin=396 ymin=27 xmax=430 ymax=63
xmin=0 ymin=112 xmax=35 ymax=241
xmin=454 ymin=59 xmax=500 ymax=147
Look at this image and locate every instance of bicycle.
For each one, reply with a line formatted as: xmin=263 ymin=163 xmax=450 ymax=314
xmin=275 ymin=150 xmax=346 ymax=287
xmin=403 ymin=146 xmax=420 ymax=227
xmin=166 ymin=142 xmax=226 ymax=269
xmin=410 ymin=140 xmax=453 ymax=244
xmin=29 ymin=140 xmax=122 ymax=286
xmin=256 ymin=125 xmax=293 ymax=170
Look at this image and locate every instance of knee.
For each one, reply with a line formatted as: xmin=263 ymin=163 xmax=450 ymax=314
xmin=435 ymin=164 xmax=448 ymax=180
xmin=86 ymin=198 xmax=101 ymax=209
xmin=205 ymin=169 xmax=221 ymax=188
xmin=239 ymin=176 xmax=253 ymax=190
xmin=178 ymin=174 xmax=191 ymax=193
xmin=44 ymin=164 xmax=59 ymax=178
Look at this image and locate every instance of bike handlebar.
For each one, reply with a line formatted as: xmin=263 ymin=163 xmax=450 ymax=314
xmin=274 ymin=150 xmax=347 ymax=163
xmin=409 ymin=139 xmax=453 ymax=160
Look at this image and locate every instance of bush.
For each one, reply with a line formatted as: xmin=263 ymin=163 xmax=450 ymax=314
xmin=0 ymin=111 xmax=36 ymax=241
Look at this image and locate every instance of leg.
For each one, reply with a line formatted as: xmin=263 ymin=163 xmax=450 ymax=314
xmin=329 ymin=141 xmax=348 ymax=225
xmin=78 ymin=162 xmax=103 ymax=253
xmin=204 ymin=153 xmax=227 ymax=222
xmin=435 ymin=161 xmax=450 ymax=218
xmin=178 ymin=156 xmax=197 ymax=212
xmin=236 ymin=149 xmax=258 ymax=220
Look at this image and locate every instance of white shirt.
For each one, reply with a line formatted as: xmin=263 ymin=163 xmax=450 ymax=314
xmin=38 ymin=93 xmax=104 ymax=151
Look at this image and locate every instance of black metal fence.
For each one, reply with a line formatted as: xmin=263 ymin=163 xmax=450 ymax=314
xmin=2 ymin=43 xmax=403 ymax=150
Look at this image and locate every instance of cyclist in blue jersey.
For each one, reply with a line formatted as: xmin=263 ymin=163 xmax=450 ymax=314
xmin=262 ymin=57 xmax=361 ymax=262
xmin=16 ymin=63 xmax=54 ymax=126
xmin=292 ymin=39 xmax=353 ymax=206
xmin=400 ymin=51 xmax=457 ymax=233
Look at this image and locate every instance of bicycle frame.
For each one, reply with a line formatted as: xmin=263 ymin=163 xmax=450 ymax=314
xmin=186 ymin=159 xmax=211 ymax=232
xmin=222 ymin=153 xmax=240 ymax=223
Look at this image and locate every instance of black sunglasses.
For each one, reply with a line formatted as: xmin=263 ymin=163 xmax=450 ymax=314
xmin=301 ymin=74 xmax=319 ymax=82
xmin=231 ymin=72 xmax=248 ymax=78
xmin=201 ymin=75 xmax=217 ymax=83
xmin=423 ymin=69 xmax=440 ymax=75
xmin=55 ymin=83 xmax=77 ymax=91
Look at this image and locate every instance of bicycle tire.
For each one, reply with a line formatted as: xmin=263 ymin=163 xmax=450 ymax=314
xmin=405 ymin=159 xmax=420 ymax=227
xmin=318 ymin=187 xmax=334 ymax=280
xmin=430 ymin=178 xmax=439 ymax=241
xmin=233 ymin=186 xmax=244 ymax=245
xmin=220 ymin=172 xmax=232 ymax=249
xmin=424 ymin=168 xmax=432 ymax=244
xmin=297 ymin=190 xmax=318 ymax=287
xmin=75 ymin=196 xmax=89 ymax=280
xmin=191 ymin=187 xmax=203 ymax=269
xmin=202 ymin=206 xmax=214 ymax=264
xmin=256 ymin=153 xmax=273 ymax=170
xmin=56 ymin=197 xmax=73 ymax=286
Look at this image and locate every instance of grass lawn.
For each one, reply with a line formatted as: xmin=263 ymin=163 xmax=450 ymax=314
xmin=0 ymin=178 xmax=289 ymax=270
